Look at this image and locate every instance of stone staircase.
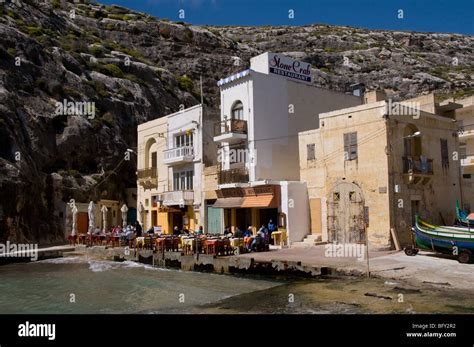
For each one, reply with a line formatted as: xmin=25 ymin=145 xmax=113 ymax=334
xmin=291 ymin=234 xmax=326 ymax=248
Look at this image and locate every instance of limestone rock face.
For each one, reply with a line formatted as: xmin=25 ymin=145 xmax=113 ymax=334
xmin=0 ymin=1 xmax=473 ymax=244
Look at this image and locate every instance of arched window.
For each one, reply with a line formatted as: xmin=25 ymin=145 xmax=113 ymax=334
xmin=231 ymin=101 xmax=244 ymax=120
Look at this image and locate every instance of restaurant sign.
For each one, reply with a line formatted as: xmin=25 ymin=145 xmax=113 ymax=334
xmin=268 ymin=53 xmax=312 ymax=83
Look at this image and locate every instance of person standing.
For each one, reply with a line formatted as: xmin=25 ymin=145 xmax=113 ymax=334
xmin=135 ymin=221 xmax=142 ymax=237
xmin=267 ymin=219 xmax=277 ymax=245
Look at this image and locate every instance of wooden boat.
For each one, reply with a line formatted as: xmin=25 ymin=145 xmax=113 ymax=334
xmin=405 ymin=215 xmax=474 ymax=263
xmin=455 ymin=200 xmax=474 ymax=227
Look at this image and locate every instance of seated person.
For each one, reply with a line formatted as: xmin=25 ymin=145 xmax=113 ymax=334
xmin=223 ymin=226 xmax=233 ymax=237
xmin=196 ymin=226 xmax=204 ymax=235
xmin=173 ymin=226 xmax=181 ymax=236
xmin=243 ymin=227 xmax=253 ymax=238
xmin=233 ymin=227 xmax=244 ymax=238
xmin=249 ymin=229 xmax=265 ymax=252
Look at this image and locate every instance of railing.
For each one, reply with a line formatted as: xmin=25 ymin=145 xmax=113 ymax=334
xmin=159 ymin=190 xmax=194 ymax=206
xmin=218 ymin=167 xmax=249 ymax=185
xmin=214 ymin=119 xmax=248 ymax=137
xmin=163 ymin=146 xmax=194 ymax=161
xmin=137 ymin=167 xmax=157 ymax=179
xmin=403 ymin=157 xmax=433 ymax=175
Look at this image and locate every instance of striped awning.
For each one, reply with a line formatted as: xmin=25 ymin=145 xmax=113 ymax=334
xmin=217 ymin=69 xmax=250 ymax=87
xmin=241 ymin=195 xmax=277 ymax=208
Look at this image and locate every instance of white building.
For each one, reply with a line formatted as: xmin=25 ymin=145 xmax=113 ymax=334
xmin=209 ymin=52 xmax=362 ymax=244
xmin=137 ymin=104 xmax=218 ymax=233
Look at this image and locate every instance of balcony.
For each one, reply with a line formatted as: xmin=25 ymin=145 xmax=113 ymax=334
xmin=218 ymin=167 xmax=249 ymax=185
xmin=458 ymin=127 xmax=474 ymax=139
xmin=137 ymin=167 xmax=157 ymax=189
xmin=461 ymin=156 xmax=474 ymax=175
xmin=402 ymin=157 xmax=433 ymax=185
xmin=163 ymin=146 xmax=194 ymax=165
xmin=159 ymin=190 xmax=194 ymax=207
xmin=214 ymin=119 xmax=248 ymax=144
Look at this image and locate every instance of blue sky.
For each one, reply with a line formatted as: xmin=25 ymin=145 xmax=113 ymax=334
xmin=98 ymin=0 xmax=474 ymax=35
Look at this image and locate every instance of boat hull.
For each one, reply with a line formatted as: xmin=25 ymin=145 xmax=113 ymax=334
xmin=413 ymin=216 xmax=474 ymax=255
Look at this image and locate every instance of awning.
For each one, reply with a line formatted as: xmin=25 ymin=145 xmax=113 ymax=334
xmin=241 ymin=195 xmax=277 ymax=208
xmin=213 ymin=197 xmax=245 ymax=208
xmin=158 ymin=206 xmax=183 ymax=213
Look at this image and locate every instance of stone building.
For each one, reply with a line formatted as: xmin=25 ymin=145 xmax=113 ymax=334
xmin=299 ymin=91 xmax=462 ymax=249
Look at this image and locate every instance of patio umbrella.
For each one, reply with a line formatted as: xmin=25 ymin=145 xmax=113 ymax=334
xmin=70 ymin=199 xmax=78 ymax=237
xmin=87 ymin=201 xmax=96 ymax=235
xmin=101 ymin=205 xmax=108 ymax=234
xmin=137 ymin=202 xmax=144 ymax=224
xmin=121 ymin=204 xmax=128 ymax=228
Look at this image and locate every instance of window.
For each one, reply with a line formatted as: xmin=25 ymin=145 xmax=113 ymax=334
xmin=349 ymin=191 xmax=356 ymax=202
xmin=307 ymin=144 xmax=316 ymax=161
xmin=440 ymin=139 xmax=449 ymax=169
xmin=173 ymin=170 xmax=193 ymax=190
xmin=463 ymin=174 xmax=471 ymax=179
xmin=175 ymin=132 xmax=193 ymax=148
xmin=231 ymin=101 xmax=244 ymax=120
xmin=460 ymin=142 xmax=467 ymax=160
xmin=343 ymin=132 xmax=357 ymax=160
xmin=151 ymin=152 xmax=157 ymax=168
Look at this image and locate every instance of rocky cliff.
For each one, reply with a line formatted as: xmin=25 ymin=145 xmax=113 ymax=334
xmin=0 ymin=0 xmax=473 ymax=244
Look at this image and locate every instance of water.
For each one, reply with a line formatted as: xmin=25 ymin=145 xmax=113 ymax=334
xmin=0 ymin=256 xmax=281 ymax=314
xmin=0 ymin=256 xmax=472 ymax=314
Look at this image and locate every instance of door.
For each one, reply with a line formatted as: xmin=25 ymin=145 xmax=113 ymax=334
xmin=207 ymin=206 xmax=223 ymax=235
xmin=77 ymin=212 xmax=88 ymax=234
xmin=127 ymin=208 xmax=137 ymax=225
xmin=172 ymin=213 xmax=183 ymax=231
xmin=327 ymin=182 xmax=365 ymax=244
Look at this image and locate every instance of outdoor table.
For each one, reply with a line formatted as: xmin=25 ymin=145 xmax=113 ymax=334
xmin=230 ymin=238 xmax=244 ymax=254
xmin=68 ymin=235 xmax=77 ymax=246
xmin=135 ymin=237 xmax=145 ymax=249
xmin=271 ymin=231 xmax=287 ymax=247
xmin=203 ymin=239 xmax=219 ymax=254
xmin=108 ymin=235 xmax=120 ymax=248
xmin=155 ymin=237 xmax=166 ymax=251
xmin=182 ymin=238 xmax=195 ymax=255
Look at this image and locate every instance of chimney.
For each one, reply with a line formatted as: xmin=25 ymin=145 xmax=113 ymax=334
xmin=350 ymin=83 xmax=365 ymax=97
xmin=364 ymin=90 xmax=387 ymax=104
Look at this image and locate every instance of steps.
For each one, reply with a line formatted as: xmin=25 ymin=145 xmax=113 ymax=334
xmin=291 ymin=234 xmax=326 ymax=248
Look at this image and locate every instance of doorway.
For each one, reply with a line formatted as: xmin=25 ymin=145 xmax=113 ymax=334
xmin=236 ymin=208 xmax=252 ymax=231
xmin=327 ymin=181 xmax=365 ymax=244
xmin=410 ymin=200 xmax=420 ymax=227
xmin=172 ymin=212 xmax=183 ymax=231
xmin=259 ymin=208 xmax=278 ymax=229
